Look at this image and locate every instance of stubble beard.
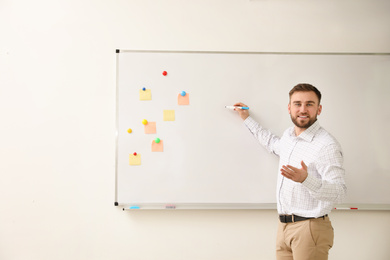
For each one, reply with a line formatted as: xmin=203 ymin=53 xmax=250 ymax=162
xmin=291 ymin=114 xmax=318 ymax=130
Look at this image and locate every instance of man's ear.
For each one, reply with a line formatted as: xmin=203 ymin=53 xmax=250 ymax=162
xmin=288 ymin=103 xmax=291 ymax=114
xmin=318 ymin=104 xmax=322 ymax=115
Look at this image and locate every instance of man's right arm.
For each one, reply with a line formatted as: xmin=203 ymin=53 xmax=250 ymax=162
xmin=233 ymin=102 xmax=281 ymax=155
xmin=243 ymin=116 xmax=281 ymax=156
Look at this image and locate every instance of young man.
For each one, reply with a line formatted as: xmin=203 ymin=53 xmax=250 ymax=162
xmin=234 ymin=83 xmax=346 ymax=260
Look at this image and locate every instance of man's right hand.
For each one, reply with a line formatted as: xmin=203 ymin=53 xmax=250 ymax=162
xmin=233 ymin=102 xmax=250 ymax=120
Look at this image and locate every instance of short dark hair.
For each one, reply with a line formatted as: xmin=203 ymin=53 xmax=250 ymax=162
xmin=289 ymin=83 xmax=322 ymax=104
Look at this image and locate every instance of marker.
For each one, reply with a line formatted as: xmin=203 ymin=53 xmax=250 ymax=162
xmin=225 ymin=106 xmax=249 ymax=110
xmin=165 ymin=204 xmax=176 ymax=209
xmin=334 ymin=207 xmax=358 ymax=210
xmin=130 ymin=206 xmax=140 ymax=209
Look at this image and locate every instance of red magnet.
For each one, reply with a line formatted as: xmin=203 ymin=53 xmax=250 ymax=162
xmin=162 ymin=71 xmax=168 ymax=76
xmin=133 ymin=152 xmax=137 ymax=156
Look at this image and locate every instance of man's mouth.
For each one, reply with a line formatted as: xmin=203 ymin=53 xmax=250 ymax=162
xmin=298 ymin=116 xmax=309 ymax=119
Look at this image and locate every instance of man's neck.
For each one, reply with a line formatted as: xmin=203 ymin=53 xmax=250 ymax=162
xmin=294 ymin=127 xmax=305 ymax=136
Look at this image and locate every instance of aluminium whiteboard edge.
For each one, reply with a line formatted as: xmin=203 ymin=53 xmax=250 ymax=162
xmin=117 ymin=49 xmax=390 ymax=55
xmin=114 ymin=50 xmax=390 ymax=210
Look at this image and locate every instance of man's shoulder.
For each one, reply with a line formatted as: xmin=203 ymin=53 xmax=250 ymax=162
xmin=282 ymin=126 xmax=295 ymax=136
xmin=316 ymin=127 xmax=342 ymax=148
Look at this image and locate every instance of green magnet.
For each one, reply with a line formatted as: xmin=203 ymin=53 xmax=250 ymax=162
xmin=155 ymin=138 xmax=161 ymax=143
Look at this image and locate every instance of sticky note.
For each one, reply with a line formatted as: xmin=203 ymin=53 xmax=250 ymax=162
xmin=163 ymin=110 xmax=175 ymax=121
xmin=144 ymin=122 xmax=156 ymax=134
xmin=139 ymin=89 xmax=152 ymax=100
xmin=152 ymin=139 xmax=164 ymax=152
xmin=178 ymin=93 xmax=190 ymax=105
xmin=129 ymin=154 xmax=141 ymax=165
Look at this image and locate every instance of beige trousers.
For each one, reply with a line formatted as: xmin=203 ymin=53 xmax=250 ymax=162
xmin=276 ymin=216 xmax=334 ymax=260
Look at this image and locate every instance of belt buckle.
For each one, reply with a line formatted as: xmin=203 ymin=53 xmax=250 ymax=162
xmin=292 ymin=214 xmax=295 ymax=223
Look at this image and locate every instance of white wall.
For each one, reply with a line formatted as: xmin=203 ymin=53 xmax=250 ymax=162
xmin=1 ymin=0 xmax=389 ymax=259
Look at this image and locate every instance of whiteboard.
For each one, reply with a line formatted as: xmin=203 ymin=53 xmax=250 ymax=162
xmin=115 ymin=50 xmax=390 ymax=210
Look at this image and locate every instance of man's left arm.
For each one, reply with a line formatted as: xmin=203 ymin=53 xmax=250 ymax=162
xmin=301 ymin=143 xmax=347 ymax=203
xmin=280 ymin=143 xmax=347 ymax=203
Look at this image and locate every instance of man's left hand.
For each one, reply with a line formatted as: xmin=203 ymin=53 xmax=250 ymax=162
xmin=280 ymin=161 xmax=308 ymax=183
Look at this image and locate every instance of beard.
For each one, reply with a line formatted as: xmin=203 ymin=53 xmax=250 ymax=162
xmin=290 ymin=114 xmax=317 ymax=130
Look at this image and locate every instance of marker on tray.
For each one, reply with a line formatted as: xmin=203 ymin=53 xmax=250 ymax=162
xmin=129 ymin=206 xmax=140 ymax=209
xmin=225 ymin=106 xmax=249 ymax=110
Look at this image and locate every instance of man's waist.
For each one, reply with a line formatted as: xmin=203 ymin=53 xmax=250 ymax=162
xmin=279 ymin=214 xmax=328 ymax=223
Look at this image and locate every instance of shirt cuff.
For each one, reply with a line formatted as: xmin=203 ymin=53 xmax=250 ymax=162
xmin=243 ymin=116 xmax=257 ymax=129
xmin=302 ymin=173 xmax=321 ymax=192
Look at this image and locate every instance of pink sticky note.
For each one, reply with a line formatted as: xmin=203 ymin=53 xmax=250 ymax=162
xmin=178 ymin=93 xmax=190 ymax=105
xmin=144 ymin=122 xmax=156 ymax=134
xmin=151 ymin=140 xmax=164 ymax=152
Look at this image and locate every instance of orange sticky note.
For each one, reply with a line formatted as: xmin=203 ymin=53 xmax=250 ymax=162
xmin=144 ymin=122 xmax=156 ymax=134
xmin=163 ymin=110 xmax=175 ymax=121
xmin=151 ymin=140 xmax=164 ymax=152
xmin=129 ymin=154 xmax=141 ymax=165
xmin=178 ymin=93 xmax=190 ymax=105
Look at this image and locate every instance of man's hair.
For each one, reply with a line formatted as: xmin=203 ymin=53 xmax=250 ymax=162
xmin=289 ymin=83 xmax=322 ymax=104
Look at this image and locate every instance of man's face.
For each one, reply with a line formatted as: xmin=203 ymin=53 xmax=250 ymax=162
xmin=288 ymin=91 xmax=322 ymax=132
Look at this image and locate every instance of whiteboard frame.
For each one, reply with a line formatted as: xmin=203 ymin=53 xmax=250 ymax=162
xmin=120 ymin=203 xmax=390 ymax=211
xmin=114 ymin=49 xmax=390 ymax=210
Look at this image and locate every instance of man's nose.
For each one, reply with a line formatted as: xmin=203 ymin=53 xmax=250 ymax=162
xmin=300 ymin=105 xmax=308 ymax=112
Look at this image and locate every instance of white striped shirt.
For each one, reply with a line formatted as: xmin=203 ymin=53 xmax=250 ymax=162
xmin=244 ymin=116 xmax=346 ymax=217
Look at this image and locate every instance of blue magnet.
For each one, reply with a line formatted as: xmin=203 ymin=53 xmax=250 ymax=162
xmin=180 ymin=91 xmax=186 ymax=96
xmin=142 ymin=87 xmax=146 ymax=91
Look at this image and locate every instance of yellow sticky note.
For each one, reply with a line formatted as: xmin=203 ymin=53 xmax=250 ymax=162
xmin=178 ymin=93 xmax=190 ymax=105
xmin=129 ymin=154 xmax=141 ymax=165
xmin=151 ymin=140 xmax=164 ymax=152
xmin=139 ymin=89 xmax=152 ymax=100
xmin=144 ymin=122 xmax=157 ymax=134
xmin=163 ymin=110 xmax=175 ymax=121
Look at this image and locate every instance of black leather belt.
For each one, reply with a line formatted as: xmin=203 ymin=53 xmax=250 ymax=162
xmin=279 ymin=214 xmax=328 ymax=223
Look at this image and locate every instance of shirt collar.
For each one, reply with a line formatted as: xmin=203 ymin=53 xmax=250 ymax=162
xmin=290 ymin=120 xmax=321 ymax=142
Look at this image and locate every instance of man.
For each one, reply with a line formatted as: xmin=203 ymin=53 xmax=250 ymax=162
xmin=234 ymin=83 xmax=346 ymax=260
